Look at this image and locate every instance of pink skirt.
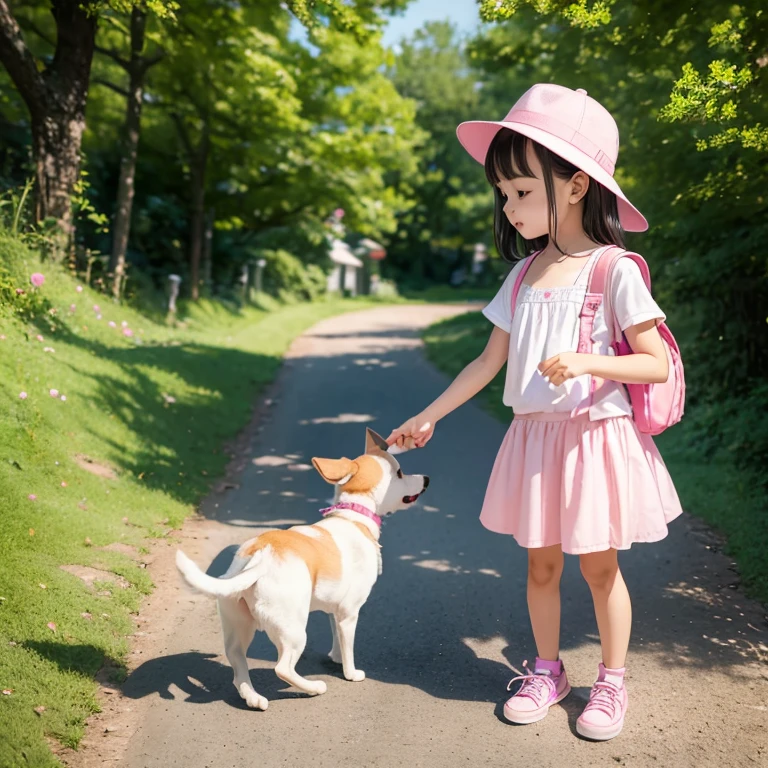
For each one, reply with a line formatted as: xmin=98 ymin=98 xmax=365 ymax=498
xmin=480 ymin=411 xmax=684 ymax=555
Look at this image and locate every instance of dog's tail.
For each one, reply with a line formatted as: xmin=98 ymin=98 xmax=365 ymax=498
xmin=175 ymin=549 xmax=265 ymax=598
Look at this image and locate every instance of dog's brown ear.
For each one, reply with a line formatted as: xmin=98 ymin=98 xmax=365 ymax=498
xmin=312 ymin=457 xmax=357 ymax=485
xmin=365 ymin=428 xmax=389 ymax=455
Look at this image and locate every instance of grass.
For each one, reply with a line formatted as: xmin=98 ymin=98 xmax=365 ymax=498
xmin=0 ymin=232 xmax=384 ymax=767
xmin=422 ymin=309 xmax=768 ymax=606
xmin=402 ymin=284 xmax=497 ymax=303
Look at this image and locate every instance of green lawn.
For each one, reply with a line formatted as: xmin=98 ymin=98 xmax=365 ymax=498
xmin=422 ymin=310 xmax=768 ymax=606
xmin=0 ymin=233 xmax=383 ymax=767
xmin=402 ymin=284 xmax=496 ymax=303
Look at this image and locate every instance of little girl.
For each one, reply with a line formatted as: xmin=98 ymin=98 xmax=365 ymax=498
xmin=386 ymin=84 xmax=684 ymax=741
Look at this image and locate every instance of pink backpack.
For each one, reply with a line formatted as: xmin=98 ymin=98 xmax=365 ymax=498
xmin=511 ymin=245 xmax=685 ymax=434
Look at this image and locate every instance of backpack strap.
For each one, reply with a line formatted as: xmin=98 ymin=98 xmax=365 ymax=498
xmin=571 ymin=244 xmax=631 ymax=417
xmin=510 ymin=250 xmax=543 ymax=312
xmin=586 ymin=246 xmax=653 ymax=344
xmin=574 ymin=245 xmax=618 ymax=355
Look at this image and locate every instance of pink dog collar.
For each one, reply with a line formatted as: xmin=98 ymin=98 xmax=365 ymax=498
xmin=320 ymin=502 xmax=382 ymax=529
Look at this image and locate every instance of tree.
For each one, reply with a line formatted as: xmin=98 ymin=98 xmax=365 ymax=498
xmin=0 ymin=0 xmax=176 ymax=252
xmin=104 ymin=0 xmax=423 ymax=300
xmin=140 ymin=1 xmax=306 ymax=299
xmin=95 ymin=4 xmax=165 ymax=297
xmin=385 ymin=21 xmax=493 ymax=288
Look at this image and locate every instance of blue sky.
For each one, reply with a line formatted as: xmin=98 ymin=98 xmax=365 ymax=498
xmin=381 ymin=0 xmax=482 ymax=48
xmin=289 ymin=0 xmax=483 ymax=50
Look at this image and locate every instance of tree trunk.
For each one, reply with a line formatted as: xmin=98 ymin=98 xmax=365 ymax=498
xmin=32 ymin=110 xmax=86 ymax=231
xmin=188 ymin=123 xmax=210 ymax=301
xmin=202 ymin=206 xmax=214 ymax=294
xmin=0 ymin=0 xmax=97 ymax=250
xmin=110 ymin=6 xmax=149 ymax=299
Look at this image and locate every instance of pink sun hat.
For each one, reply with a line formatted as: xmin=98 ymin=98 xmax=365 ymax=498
xmin=456 ymin=83 xmax=648 ymax=232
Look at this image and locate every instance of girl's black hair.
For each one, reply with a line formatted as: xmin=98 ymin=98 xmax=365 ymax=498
xmin=484 ymin=127 xmax=625 ymax=263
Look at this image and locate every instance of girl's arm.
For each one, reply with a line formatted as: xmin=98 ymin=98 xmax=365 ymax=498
xmin=539 ymin=318 xmax=668 ymax=386
xmin=387 ymin=325 xmax=510 ymax=449
xmin=586 ymin=318 xmax=669 ymax=384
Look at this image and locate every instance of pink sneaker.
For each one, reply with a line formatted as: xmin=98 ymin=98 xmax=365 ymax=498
xmin=503 ymin=657 xmax=571 ymax=724
xmin=576 ymin=663 xmax=628 ymax=740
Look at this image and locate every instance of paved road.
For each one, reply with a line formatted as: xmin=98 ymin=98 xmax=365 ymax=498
xmin=118 ymin=305 xmax=766 ymax=768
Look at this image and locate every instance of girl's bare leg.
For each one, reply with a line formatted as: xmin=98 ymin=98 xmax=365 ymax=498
xmin=527 ymin=544 xmax=564 ymax=661
xmin=579 ymin=548 xmax=631 ymax=668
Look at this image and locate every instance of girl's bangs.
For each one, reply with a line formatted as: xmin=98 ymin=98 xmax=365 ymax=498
xmin=484 ymin=129 xmax=535 ymax=185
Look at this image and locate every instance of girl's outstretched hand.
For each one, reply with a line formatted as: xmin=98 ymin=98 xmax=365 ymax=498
xmin=386 ymin=413 xmax=435 ymax=451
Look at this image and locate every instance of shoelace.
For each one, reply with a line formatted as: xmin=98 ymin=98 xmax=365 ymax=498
xmin=506 ymin=660 xmax=556 ymax=704
xmin=583 ymin=680 xmax=622 ymax=718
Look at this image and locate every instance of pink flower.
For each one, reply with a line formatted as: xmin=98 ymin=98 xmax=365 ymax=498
xmin=15 ymin=288 xmax=25 ymax=295
xmin=28 ymin=494 xmax=36 ymax=501
xmin=76 ymin=285 xmax=83 ymax=293
xmin=19 ymin=392 xmax=27 ymax=400
xmin=49 ymin=389 xmax=59 ymax=398
xmin=108 ymin=321 xmax=116 ymax=328
xmin=60 ymin=481 xmax=67 ymax=487
xmin=60 ymin=395 xmax=67 ymax=402
xmin=96 ymin=315 xmax=102 ymax=320
xmin=122 ymin=328 xmax=134 ymax=337
xmin=36 ymin=334 xmax=44 ymax=342
xmin=47 ymin=622 xmax=56 ymax=633
xmin=69 ymin=304 xmax=76 ymax=312
xmin=30 ymin=273 xmax=45 ymax=287
xmin=334 ymin=208 xmax=345 ymax=219
xmin=93 ymin=304 xmax=100 ymax=312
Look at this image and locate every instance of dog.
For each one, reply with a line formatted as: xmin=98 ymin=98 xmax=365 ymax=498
xmin=175 ymin=428 xmax=429 ymax=710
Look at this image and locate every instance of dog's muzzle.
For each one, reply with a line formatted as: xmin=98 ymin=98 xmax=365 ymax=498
xmin=402 ymin=476 xmax=430 ymax=504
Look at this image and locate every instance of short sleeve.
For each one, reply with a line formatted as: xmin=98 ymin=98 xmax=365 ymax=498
xmin=481 ymin=259 xmax=527 ymax=333
xmin=609 ymin=257 xmax=666 ymax=332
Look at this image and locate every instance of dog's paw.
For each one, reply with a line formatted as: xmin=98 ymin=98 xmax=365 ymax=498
xmin=345 ymin=669 xmax=365 ymax=682
xmin=239 ymin=683 xmax=268 ymax=711
xmin=328 ymin=648 xmax=342 ymax=665
xmin=307 ymin=680 xmax=327 ymax=696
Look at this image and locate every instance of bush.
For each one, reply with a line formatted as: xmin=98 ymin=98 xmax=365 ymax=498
xmin=371 ymin=278 xmax=400 ymax=299
xmin=257 ymin=248 xmax=327 ymax=301
xmin=0 ymin=233 xmax=54 ymax=323
xmin=686 ymin=381 xmax=768 ymax=488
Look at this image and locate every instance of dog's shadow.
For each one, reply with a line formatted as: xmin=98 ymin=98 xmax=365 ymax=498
xmin=121 ymin=649 xmax=352 ymax=710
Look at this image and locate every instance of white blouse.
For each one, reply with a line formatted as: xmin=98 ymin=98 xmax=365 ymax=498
xmin=482 ymin=248 xmax=666 ymax=421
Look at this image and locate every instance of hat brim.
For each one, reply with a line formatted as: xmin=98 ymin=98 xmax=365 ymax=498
xmin=456 ymin=120 xmax=648 ymax=232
